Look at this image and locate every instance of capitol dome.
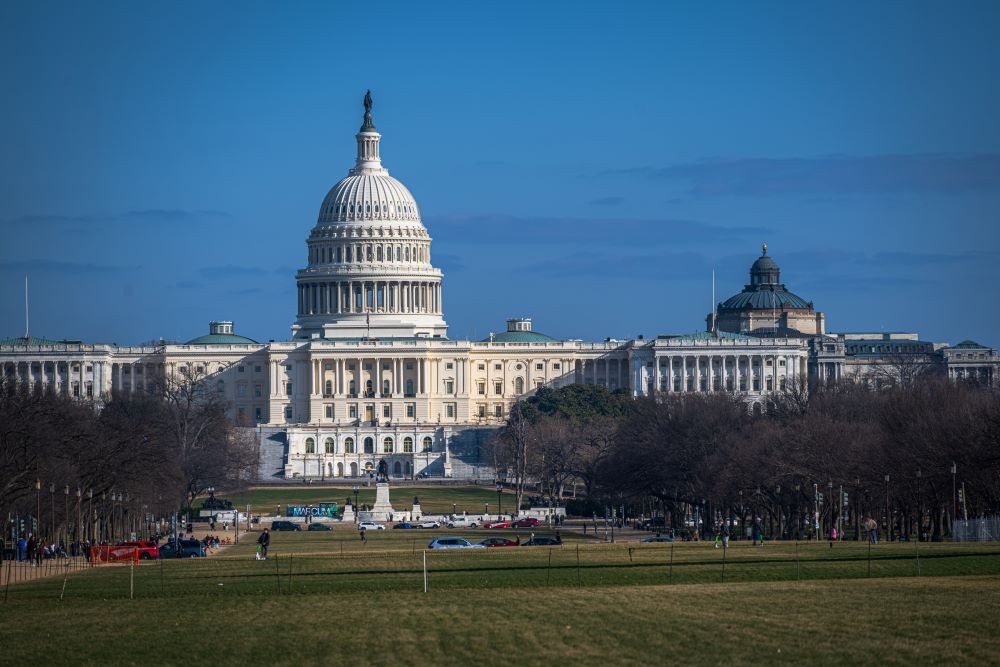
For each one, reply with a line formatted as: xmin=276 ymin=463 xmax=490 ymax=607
xmin=291 ymin=91 xmax=448 ymax=340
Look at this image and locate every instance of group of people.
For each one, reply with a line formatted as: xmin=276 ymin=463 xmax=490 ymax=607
xmin=15 ymin=534 xmax=68 ymax=563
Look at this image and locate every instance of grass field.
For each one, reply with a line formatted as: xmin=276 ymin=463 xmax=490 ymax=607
xmin=200 ymin=484 xmax=512 ymax=516
xmin=2 ymin=533 xmax=1000 ymax=665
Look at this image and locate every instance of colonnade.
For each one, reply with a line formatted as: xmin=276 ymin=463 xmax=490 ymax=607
xmin=652 ymin=353 xmax=804 ymax=394
xmin=298 ymin=280 xmax=441 ymax=317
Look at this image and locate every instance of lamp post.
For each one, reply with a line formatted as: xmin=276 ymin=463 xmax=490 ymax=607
xmin=884 ymin=474 xmax=890 ymax=541
xmin=75 ymin=487 xmax=81 ymax=546
xmin=87 ymin=489 xmax=93 ymax=543
xmin=496 ymin=481 xmax=503 ymax=518
xmin=50 ymin=483 xmax=56 ymax=541
xmin=827 ymin=481 xmax=833 ymax=538
xmin=916 ymin=469 xmax=923 ymax=541
xmin=951 ymin=462 xmax=957 ymax=539
xmin=63 ymin=485 xmax=69 ymax=547
xmin=35 ymin=479 xmax=41 ymax=539
xmin=353 ymin=485 xmax=360 ymax=512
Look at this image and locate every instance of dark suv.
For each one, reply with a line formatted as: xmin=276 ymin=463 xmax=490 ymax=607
xmin=270 ymin=520 xmax=301 ymax=531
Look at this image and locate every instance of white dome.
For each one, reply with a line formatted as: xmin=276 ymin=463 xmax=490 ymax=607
xmin=318 ymin=172 xmax=420 ymax=224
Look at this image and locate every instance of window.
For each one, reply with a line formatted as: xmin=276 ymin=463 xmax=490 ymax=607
xmin=325 ymin=405 xmax=333 ymax=419
xmin=324 ymin=363 xmax=333 ymax=371
xmin=445 ymin=380 xmax=454 ymax=394
xmin=255 ymin=365 xmax=262 ymax=373
xmin=535 ymin=363 xmax=543 ymax=370
xmin=325 ymin=380 xmax=332 ymax=395
xmin=422 ymin=436 xmax=433 ymax=452
xmin=284 ymin=406 xmax=293 ymax=420
xmin=478 ymin=364 xmax=485 ymax=371
xmin=406 ymin=403 xmax=415 ymax=418
xmin=254 ymin=407 xmax=262 ymax=421
xmin=495 ymin=405 xmax=503 ymax=417
xmin=196 ymin=366 xmax=204 ymax=373
xmin=478 ymin=404 xmax=486 ymax=418
xmin=494 ymin=381 xmax=502 ymax=394
xmin=406 ymin=362 xmax=414 ymax=370
xmin=383 ymin=437 xmax=394 ymax=453
xmin=494 ymin=364 xmax=502 ymax=370
xmin=237 ymin=384 xmax=247 ymax=397
xmin=344 ymin=437 xmax=355 ymax=454
xmin=85 ymin=382 xmax=93 ymax=398
xmin=285 ymin=382 xmax=293 ymax=396
xmin=238 ymin=365 xmax=245 ymax=373
xmin=405 ymin=379 xmax=414 ymax=395
xmin=446 ymin=404 xmax=455 ymax=418
xmin=383 ymin=404 xmax=391 ymax=418
xmin=478 ymin=382 xmax=485 ymax=395
xmin=446 ymin=362 xmax=454 ymax=369
xmin=305 ymin=437 xmax=316 ymax=454
xmin=254 ymin=384 xmax=262 ymax=398
xmin=382 ymin=379 xmax=390 ymax=395
xmin=348 ymin=404 xmax=358 ymax=418
xmin=553 ymin=363 xmax=561 ymax=370
xmin=217 ymin=380 xmax=225 ymax=393
xmin=515 ymin=377 xmax=524 ymax=394
xmin=403 ymin=437 xmax=414 ymax=453
xmin=349 ymin=380 xmax=357 ymax=395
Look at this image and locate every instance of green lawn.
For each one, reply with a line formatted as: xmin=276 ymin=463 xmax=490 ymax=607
xmin=200 ymin=484 xmax=512 ymax=516
xmin=3 ymin=537 xmax=999 ymax=665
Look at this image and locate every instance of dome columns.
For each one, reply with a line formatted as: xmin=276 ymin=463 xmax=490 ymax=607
xmin=297 ymin=279 xmax=443 ymax=318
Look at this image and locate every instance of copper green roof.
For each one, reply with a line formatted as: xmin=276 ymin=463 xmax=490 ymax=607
xmin=659 ymin=331 xmax=755 ymax=341
xmin=0 ymin=335 xmax=76 ymax=346
xmin=952 ymin=340 xmax=987 ymax=349
xmin=184 ymin=333 xmax=259 ymax=345
xmin=483 ymin=331 xmax=560 ymax=343
xmin=720 ymin=286 xmax=812 ymax=310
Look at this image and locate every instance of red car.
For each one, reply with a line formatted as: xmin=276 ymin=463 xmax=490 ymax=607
xmin=484 ymin=520 xmax=511 ymax=529
xmin=514 ymin=517 xmax=540 ymax=528
xmin=479 ymin=537 xmax=519 ymax=548
xmin=120 ymin=540 xmax=160 ymax=560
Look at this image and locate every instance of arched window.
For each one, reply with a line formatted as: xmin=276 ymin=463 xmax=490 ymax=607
xmin=393 ymin=461 xmax=402 ymax=476
xmin=405 ymin=246 xmax=410 ymax=261
xmin=350 ymin=462 xmax=358 ymax=476
xmin=422 ymin=436 xmax=433 ymax=452
xmin=217 ymin=380 xmax=225 ymax=393
xmin=383 ymin=437 xmax=394 ymax=453
xmin=406 ymin=379 xmax=414 ymax=395
xmin=337 ymin=462 xmax=344 ymax=477
xmin=344 ymin=437 xmax=355 ymax=454
xmin=364 ymin=437 xmax=374 ymax=453
xmin=376 ymin=246 xmax=383 ymax=261
xmin=324 ymin=380 xmax=332 ymax=395
xmin=305 ymin=437 xmax=316 ymax=454
xmin=515 ymin=377 xmax=524 ymax=394
xmin=382 ymin=379 xmax=390 ymax=395
xmin=405 ymin=461 xmax=412 ymax=475
xmin=337 ymin=247 xmax=343 ymax=262
xmin=365 ymin=379 xmax=373 ymax=396
xmin=324 ymin=437 xmax=335 ymax=453
xmin=395 ymin=245 xmax=401 ymax=261
xmin=403 ymin=436 xmax=413 ymax=453
xmin=349 ymin=380 xmax=356 ymax=396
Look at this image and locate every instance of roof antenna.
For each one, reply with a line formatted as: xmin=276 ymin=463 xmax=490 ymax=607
xmin=24 ymin=274 xmax=29 ymax=340
xmin=711 ymin=270 xmax=717 ymax=337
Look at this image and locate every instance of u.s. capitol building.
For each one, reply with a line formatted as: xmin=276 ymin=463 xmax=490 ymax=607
xmin=3 ymin=94 xmax=996 ymax=481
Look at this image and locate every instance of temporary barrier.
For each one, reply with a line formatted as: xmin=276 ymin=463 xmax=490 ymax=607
xmin=89 ymin=545 xmax=139 ymax=565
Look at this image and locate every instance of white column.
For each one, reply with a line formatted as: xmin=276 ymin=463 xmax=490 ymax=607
xmin=722 ymin=356 xmax=728 ymax=392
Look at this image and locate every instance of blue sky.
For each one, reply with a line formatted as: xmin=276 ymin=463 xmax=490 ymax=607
xmin=2 ymin=1 xmax=999 ymax=345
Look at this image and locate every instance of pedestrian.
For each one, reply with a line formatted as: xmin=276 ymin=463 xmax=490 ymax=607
xmin=257 ymin=528 xmax=270 ymax=560
xmin=17 ymin=534 xmax=27 ymax=562
xmin=360 ymin=527 xmax=367 ymax=544
xmin=830 ymin=526 xmax=838 ymax=547
xmin=722 ymin=523 xmax=730 ymax=549
xmin=864 ymin=516 xmax=878 ymax=544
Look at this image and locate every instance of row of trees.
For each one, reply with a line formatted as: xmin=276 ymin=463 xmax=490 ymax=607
xmin=491 ymin=379 xmax=1000 ymax=539
xmin=0 ymin=372 xmax=258 ymax=546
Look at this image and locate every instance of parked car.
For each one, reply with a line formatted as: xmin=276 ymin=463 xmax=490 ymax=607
xmin=427 ymin=537 xmax=485 ymax=550
xmin=484 ymin=520 xmax=511 ymax=529
xmin=393 ymin=522 xmax=416 ymax=529
xmin=514 ymin=517 xmax=541 ymax=528
xmin=521 ymin=535 xmax=561 ymax=546
xmin=447 ymin=517 xmax=479 ymax=528
xmin=418 ymin=520 xmax=441 ymax=529
xmin=120 ymin=540 xmax=160 ymax=560
xmin=479 ymin=537 xmax=519 ymax=548
xmin=359 ymin=521 xmax=385 ymax=531
xmin=270 ymin=520 xmax=301 ymax=531
xmin=158 ymin=539 xmax=206 ymax=558
xmin=640 ymin=535 xmax=674 ymax=543
xmin=307 ymin=523 xmax=332 ymax=531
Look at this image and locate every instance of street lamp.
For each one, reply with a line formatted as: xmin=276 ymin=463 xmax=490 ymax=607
xmin=63 ymin=485 xmax=69 ymax=547
xmin=34 ymin=479 xmax=40 ymax=540
xmin=884 ymin=474 xmax=891 ymax=541
xmin=352 ymin=485 xmax=360 ymax=512
xmin=75 ymin=487 xmax=81 ymax=547
xmin=485 ymin=502 xmax=489 ymax=518
xmin=496 ymin=481 xmax=503 ymax=518
xmin=827 ymin=481 xmax=833 ymax=538
xmin=916 ymin=469 xmax=923 ymax=541
xmin=951 ymin=462 xmax=958 ymax=539
xmin=87 ymin=489 xmax=93 ymax=543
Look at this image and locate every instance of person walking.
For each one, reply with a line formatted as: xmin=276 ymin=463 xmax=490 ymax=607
xmin=17 ymin=534 xmax=26 ymax=562
xmin=359 ymin=526 xmax=367 ymax=545
xmin=864 ymin=516 xmax=878 ymax=545
xmin=722 ymin=523 xmax=731 ymax=549
xmin=257 ymin=528 xmax=270 ymax=560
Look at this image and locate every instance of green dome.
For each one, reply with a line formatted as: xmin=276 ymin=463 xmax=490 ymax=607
xmin=184 ymin=333 xmax=259 ymax=345
xmin=483 ymin=330 xmax=559 ymax=343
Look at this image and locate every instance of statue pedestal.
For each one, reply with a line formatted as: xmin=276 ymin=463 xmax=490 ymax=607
xmin=341 ymin=505 xmax=356 ymax=523
xmin=411 ymin=502 xmax=422 ymax=521
xmin=362 ymin=483 xmax=395 ymax=522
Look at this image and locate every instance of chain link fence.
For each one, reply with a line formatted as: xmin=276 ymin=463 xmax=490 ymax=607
xmin=953 ymin=517 xmax=1000 ymax=541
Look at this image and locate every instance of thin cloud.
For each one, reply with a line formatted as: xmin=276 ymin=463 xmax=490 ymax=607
xmin=525 ymin=250 xmax=710 ymax=282
xmin=608 ymin=154 xmax=1000 ymax=196
xmin=2 ymin=209 xmax=231 ymax=226
xmin=198 ymin=265 xmax=270 ymax=278
xmin=589 ymin=196 xmax=625 ymax=206
xmin=0 ymin=259 xmax=137 ymax=274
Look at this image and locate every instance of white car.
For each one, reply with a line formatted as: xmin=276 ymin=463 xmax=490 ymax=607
xmin=418 ymin=520 xmax=441 ymax=529
xmin=447 ymin=517 xmax=479 ymax=528
xmin=358 ymin=521 xmax=385 ymax=531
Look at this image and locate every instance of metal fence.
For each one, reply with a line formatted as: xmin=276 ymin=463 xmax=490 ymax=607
xmin=953 ymin=517 xmax=1000 ymax=541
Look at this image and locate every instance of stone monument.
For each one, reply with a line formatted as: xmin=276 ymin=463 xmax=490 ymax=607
xmin=360 ymin=458 xmax=395 ymax=522
xmin=341 ymin=496 xmax=356 ymax=523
